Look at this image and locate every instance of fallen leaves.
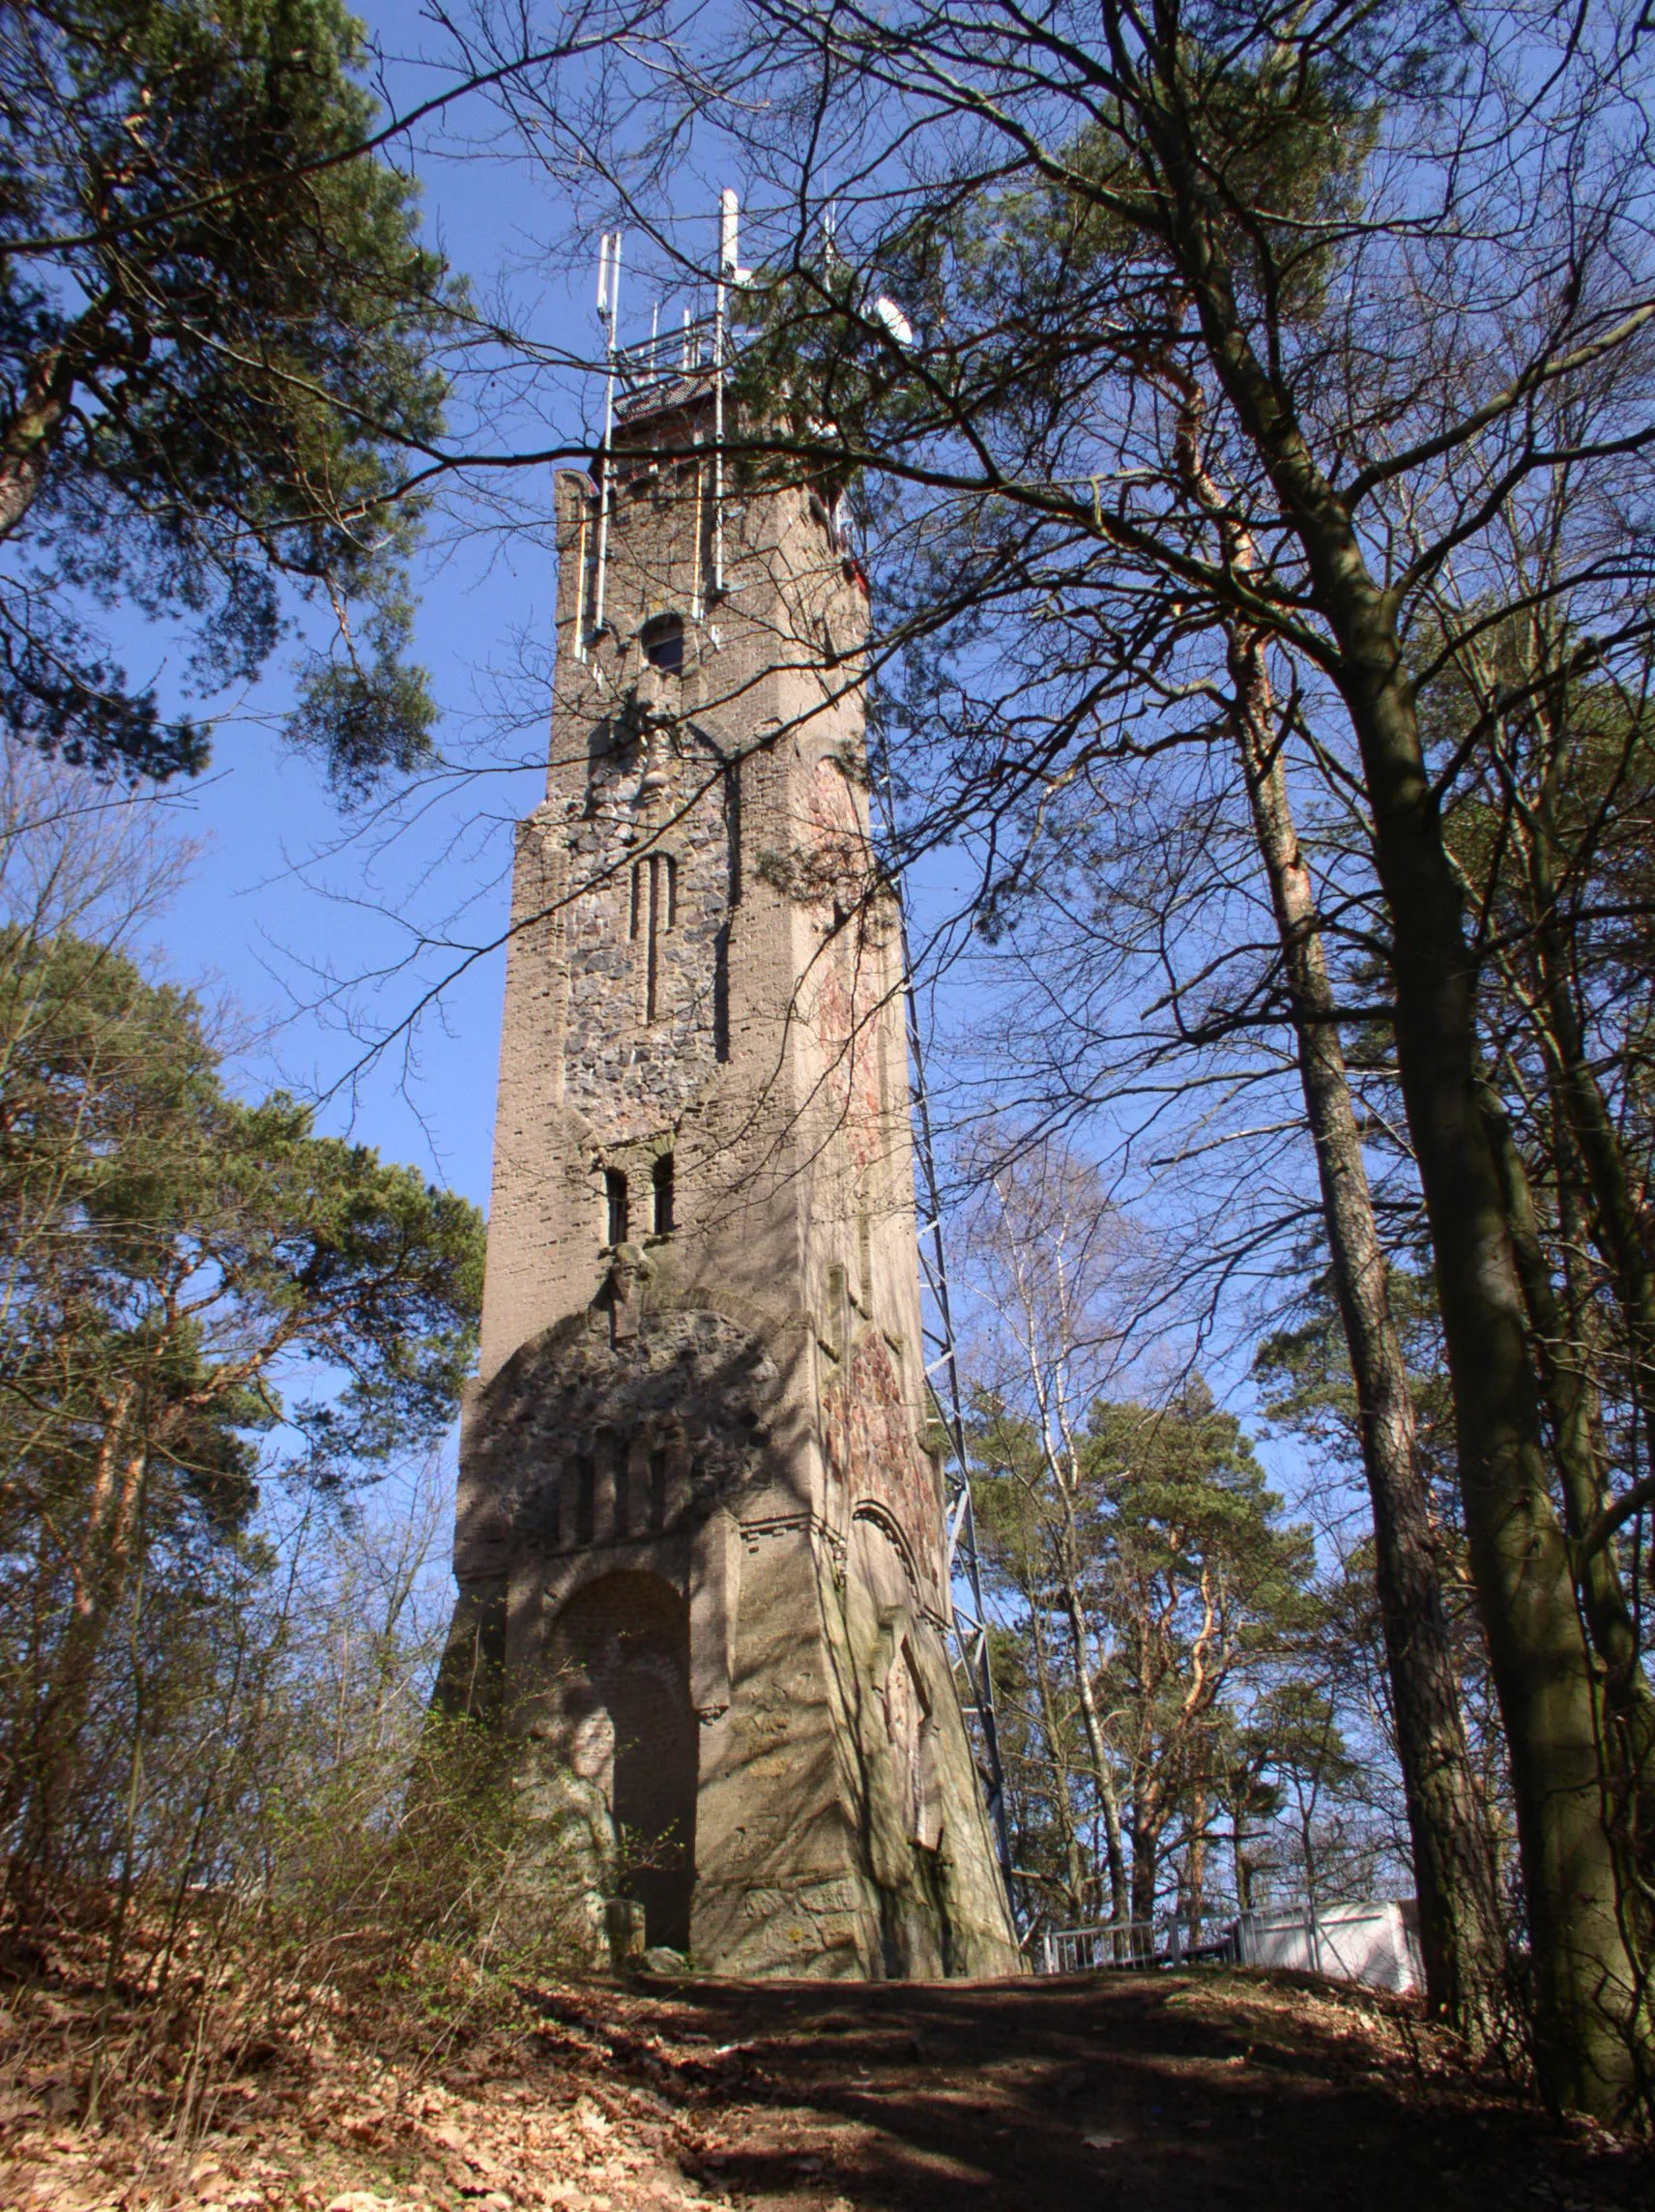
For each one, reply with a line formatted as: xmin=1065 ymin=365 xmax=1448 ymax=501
xmin=0 ymin=1955 xmax=713 ymax=2212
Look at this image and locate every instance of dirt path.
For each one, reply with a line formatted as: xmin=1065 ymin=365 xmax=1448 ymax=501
xmin=7 ymin=1963 xmax=1653 ymax=2208
xmin=545 ymin=1967 xmax=1650 ymax=2212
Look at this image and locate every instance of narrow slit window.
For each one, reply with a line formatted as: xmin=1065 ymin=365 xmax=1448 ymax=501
xmin=605 ymin=1168 xmax=629 ymax=1245
xmin=726 ymin=760 xmax=742 ymax=905
xmin=574 ymin=1455 xmax=595 ymax=1547
xmin=713 ymin=921 xmax=731 ymax=1062
xmin=574 ymin=503 xmax=592 ymax=651
xmin=629 ymin=861 xmax=642 ymax=939
xmin=645 ymin=854 xmax=661 ymax=1022
xmin=653 ymin=1153 xmax=675 ymax=1236
xmin=650 ymin=1447 xmax=668 ymax=1533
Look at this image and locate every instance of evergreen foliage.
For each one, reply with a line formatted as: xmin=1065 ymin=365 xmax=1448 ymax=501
xmin=0 ymin=917 xmax=485 ymax=1890
xmin=973 ymin=1384 xmax=1347 ymax=1927
xmin=0 ymin=2 xmax=460 ymax=786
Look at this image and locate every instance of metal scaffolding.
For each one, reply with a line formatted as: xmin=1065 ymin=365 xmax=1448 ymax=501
xmin=884 ymin=860 xmax=1014 ymax=1906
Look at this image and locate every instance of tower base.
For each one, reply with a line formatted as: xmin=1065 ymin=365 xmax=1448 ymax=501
xmin=444 ymin=1297 xmax=1020 ymax=1981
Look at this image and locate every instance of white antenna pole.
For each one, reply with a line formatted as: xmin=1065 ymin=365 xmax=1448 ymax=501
xmin=593 ymin=230 xmax=622 ymax=637
xmin=682 ymin=305 xmax=691 ymax=372
xmin=713 ymin=190 xmax=737 ymax=598
xmin=720 ymin=188 xmax=740 ymax=282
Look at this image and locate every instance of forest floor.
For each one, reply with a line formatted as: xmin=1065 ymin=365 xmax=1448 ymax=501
xmin=5 ymin=1957 xmax=1653 ymax=2212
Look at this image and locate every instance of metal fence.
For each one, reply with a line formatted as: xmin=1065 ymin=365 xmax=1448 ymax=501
xmin=1031 ymin=1898 xmax=1420 ymax=1992
xmin=1038 ymin=1920 xmax=1161 ymax=1973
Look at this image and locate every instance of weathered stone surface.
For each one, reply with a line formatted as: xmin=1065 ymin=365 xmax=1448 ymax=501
xmin=445 ymin=380 xmax=1020 ymax=1980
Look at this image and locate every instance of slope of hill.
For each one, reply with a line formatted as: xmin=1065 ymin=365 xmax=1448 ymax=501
xmin=4 ymin=1939 xmax=1651 ymax=2208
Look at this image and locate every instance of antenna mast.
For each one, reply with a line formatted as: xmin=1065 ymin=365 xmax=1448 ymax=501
xmin=712 ymin=191 xmax=740 ymax=598
xmin=592 ymin=230 xmax=623 ymax=638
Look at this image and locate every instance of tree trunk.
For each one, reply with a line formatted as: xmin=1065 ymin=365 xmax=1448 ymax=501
xmin=1169 ymin=392 xmax=1506 ymax=2042
xmin=1130 ymin=1796 xmax=1160 ymax=1925
xmin=1028 ymin=1585 xmax=1089 ymax=1917
xmin=1517 ymin=808 xmax=1655 ymax=1566
xmin=0 ymin=329 xmax=91 ymax=544
xmin=1187 ymin=1770 xmax=1206 ymax=1942
xmin=1161 ymin=173 xmax=1647 ymax=2111
xmin=1528 ymin=827 xmax=1655 ymax=1423
xmin=1058 ymin=1582 xmax=1131 ymax=1925
xmin=6 ymin=1391 xmax=146 ymax=1890
xmin=1234 ymin=678 xmax=1507 ymax=2036
xmin=1479 ymin=1083 xmax=1655 ymax=1864
xmin=1325 ymin=581 xmax=1636 ymax=2112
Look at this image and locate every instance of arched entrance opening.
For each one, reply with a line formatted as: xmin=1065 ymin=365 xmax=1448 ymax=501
xmin=547 ymin=1571 xmax=697 ymax=1950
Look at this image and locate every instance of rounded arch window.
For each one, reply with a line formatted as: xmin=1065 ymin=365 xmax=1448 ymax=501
xmin=640 ymin=614 xmax=684 ymax=677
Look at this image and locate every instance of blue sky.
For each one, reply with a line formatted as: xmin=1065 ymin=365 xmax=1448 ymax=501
xmin=131 ymin=8 xmax=588 ymax=1211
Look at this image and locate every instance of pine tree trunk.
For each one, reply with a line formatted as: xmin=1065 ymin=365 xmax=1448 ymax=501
xmin=0 ymin=331 xmax=88 ymax=543
xmin=1028 ymin=1587 xmax=1090 ymax=1917
xmin=1157 ymin=186 xmax=1646 ymax=2108
xmin=1187 ymin=1771 xmax=1207 ymax=1943
xmin=1130 ymin=1797 xmax=1160 ymax=1926
xmin=1169 ymin=392 xmax=1506 ymax=2043
xmin=5 ymin=1393 xmax=145 ymax=1891
xmin=1231 ymin=646 xmax=1506 ymax=2040
xmin=1308 ymin=579 xmax=1640 ymax=2111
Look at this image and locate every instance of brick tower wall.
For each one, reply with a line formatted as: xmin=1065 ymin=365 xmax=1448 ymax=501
xmin=446 ymin=378 xmax=1019 ymax=1979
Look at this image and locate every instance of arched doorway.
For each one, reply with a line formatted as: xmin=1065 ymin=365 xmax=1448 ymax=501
xmin=546 ymin=1571 xmax=698 ymax=1950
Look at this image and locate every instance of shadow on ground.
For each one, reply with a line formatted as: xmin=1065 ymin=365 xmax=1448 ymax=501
xmin=536 ymin=1967 xmax=1652 ymax=2212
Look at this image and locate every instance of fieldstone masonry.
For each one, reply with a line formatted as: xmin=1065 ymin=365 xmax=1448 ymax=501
xmin=445 ymin=367 xmax=1020 ymax=1979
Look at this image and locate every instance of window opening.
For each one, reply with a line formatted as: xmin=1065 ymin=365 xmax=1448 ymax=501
xmin=645 ymin=856 xmax=662 ymax=1022
xmin=632 ymin=856 xmax=676 ymax=1023
xmin=574 ymin=501 xmax=592 ymax=657
xmin=650 ymin=1448 xmax=668 ymax=1534
xmin=726 ymin=760 xmax=742 ymax=905
xmin=574 ymin=1454 xmax=596 ymax=1547
xmin=640 ymin=613 xmax=684 ymax=675
xmin=713 ymin=921 xmax=731 ymax=1062
xmin=653 ymin=1153 xmax=675 ymax=1236
xmin=606 ymin=1168 xmax=629 ymax=1245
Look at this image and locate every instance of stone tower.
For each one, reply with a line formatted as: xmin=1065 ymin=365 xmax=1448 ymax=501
xmin=447 ymin=348 xmax=1019 ymax=1980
